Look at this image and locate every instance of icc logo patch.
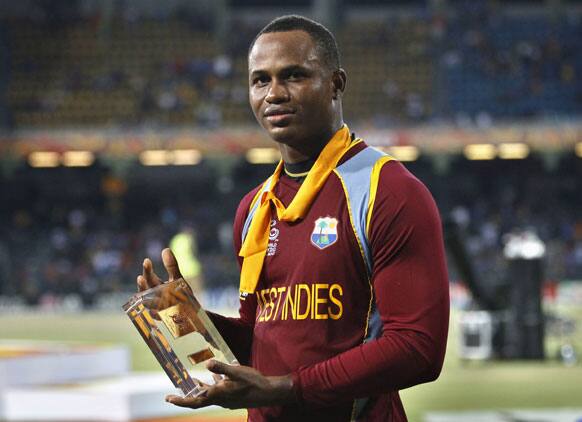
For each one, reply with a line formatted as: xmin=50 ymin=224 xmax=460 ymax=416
xmin=311 ymin=217 xmax=339 ymax=250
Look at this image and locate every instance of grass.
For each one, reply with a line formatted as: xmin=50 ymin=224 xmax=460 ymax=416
xmin=401 ymin=305 xmax=582 ymax=421
xmin=0 ymin=312 xmax=159 ymax=370
xmin=401 ymin=354 xmax=582 ymax=421
xmin=1 ymin=308 xmax=581 ymax=422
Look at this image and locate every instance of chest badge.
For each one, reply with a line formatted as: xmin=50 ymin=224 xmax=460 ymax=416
xmin=311 ymin=217 xmax=339 ymax=250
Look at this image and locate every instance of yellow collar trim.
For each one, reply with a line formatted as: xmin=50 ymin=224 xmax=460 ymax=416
xmin=283 ymin=168 xmax=310 ymax=178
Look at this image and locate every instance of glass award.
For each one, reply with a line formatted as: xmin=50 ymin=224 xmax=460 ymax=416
xmin=123 ymin=278 xmax=238 ymax=397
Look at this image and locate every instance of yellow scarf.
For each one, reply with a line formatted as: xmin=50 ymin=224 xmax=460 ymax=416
xmin=238 ymin=125 xmax=356 ymax=296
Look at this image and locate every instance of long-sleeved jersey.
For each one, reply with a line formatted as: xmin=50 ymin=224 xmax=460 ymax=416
xmin=210 ymin=140 xmax=449 ymax=421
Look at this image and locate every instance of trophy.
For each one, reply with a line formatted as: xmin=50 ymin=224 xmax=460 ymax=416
xmin=123 ymin=278 xmax=238 ymax=397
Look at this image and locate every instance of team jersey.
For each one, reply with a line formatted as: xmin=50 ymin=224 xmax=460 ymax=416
xmin=210 ymin=141 xmax=449 ymax=421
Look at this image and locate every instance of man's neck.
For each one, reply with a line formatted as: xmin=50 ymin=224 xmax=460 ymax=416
xmin=278 ymin=141 xmax=325 ymax=164
xmin=280 ymin=126 xmax=355 ymax=181
xmin=278 ymin=122 xmax=344 ymax=164
xmin=283 ymin=157 xmax=316 ymax=179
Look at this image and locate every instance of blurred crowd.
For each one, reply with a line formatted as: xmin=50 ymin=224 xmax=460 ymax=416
xmin=1 ymin=2 xmax=581 ymax=130
xmin=425 ymin=154 xmax=582 ymax=287
xmin=0 ymin=188 xmax=243 ymax=307
xmin=439 ymin=0 xmax=581 ymax=121
xmin=0 ymin=2 xmax=580 ymax=308
xmin=0 ymin=154 xmax=580 ymax=308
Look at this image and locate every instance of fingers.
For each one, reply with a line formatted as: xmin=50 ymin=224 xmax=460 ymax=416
xmin=143 ymin=258 xmax=163 ymax=287
xmin=165 ymin=394 xmax=209 ymax=409
xmin=207 ymin=360 xmax=247 ymax=382
xmin=212 ymin=373 xmax=224 ymax=384
xmin=136 ymin=273 xmax=156 ymax=292
xmin=162 ymin=248 xmax=184 ymax=281
xmin=165 ymin=376 xmax=217 ymax=409
xmin=192 ymin=377 xmax=211 ymax=389
xmin=136 ymin=275 xmax=148 ymax=292
xmin=136 ymin=249 xmax=182 ymax=294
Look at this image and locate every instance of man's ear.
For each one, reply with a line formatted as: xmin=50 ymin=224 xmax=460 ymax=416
xmin=332 ymin=68 xmax=347 ymax=99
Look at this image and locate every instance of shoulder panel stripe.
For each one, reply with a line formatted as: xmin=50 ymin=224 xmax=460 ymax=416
xmin=332 ymin=169 xmax=369 ymax=279
xmin=336 ymin=146 xmax=390 ymax=422
xmin=335 ymin=146 xmax=386 ymax=274
xmin=366 ymin=155 xmax=394 ymax=238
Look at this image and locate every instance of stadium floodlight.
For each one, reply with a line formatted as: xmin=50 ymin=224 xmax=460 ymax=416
xmin=28 ymin=151 xmax=60 ymax=168
xmin=463 ymin=144 xmax=496 ymax=160
xmin=576 ymin=142 xmax=582 ymax=158
xmin=498 ymin=143 xmax=529 ymax=160
xmin=139 ymin=150 xmax=172 ymax=166
xmin=62 ymin=151 xmax=95 ymax=167
xmin=385 ymin=146 xmax=419 ymax=162
xmin=246 ymin=147 xmax=281 ymax=164
xmin=172 ymin=149 xmax=202 ymax=166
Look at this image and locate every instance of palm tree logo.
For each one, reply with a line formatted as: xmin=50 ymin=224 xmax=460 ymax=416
xmin=311 ymin=217 xmax=339 ymax=249
xmin=317 ymin=219 xmax=329 ymax=245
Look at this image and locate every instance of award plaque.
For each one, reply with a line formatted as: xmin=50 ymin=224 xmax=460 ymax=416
xmin=123 ymin=278 xmax=238 ymax=397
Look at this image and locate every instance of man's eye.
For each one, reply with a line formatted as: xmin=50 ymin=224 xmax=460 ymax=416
xmin=253 ymin=76 xmax=269 ymax=86
xmin=288 ymin=72 xmax=303 ymax=80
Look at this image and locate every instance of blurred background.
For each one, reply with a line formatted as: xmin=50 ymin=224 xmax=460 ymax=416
xmin=0 ymin=0 xmax=581 ymax=421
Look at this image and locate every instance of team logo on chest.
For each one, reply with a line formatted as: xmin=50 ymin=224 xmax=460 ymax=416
xmin=310 ymin=217 xmax=339 ymax=250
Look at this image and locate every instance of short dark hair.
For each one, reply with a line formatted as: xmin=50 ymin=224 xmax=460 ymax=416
xmin=248 ymin=15 xmax=341 ymax=71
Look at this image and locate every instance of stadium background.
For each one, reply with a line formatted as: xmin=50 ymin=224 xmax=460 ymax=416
xmin=0 ymin=0 xmax=581 ymax=421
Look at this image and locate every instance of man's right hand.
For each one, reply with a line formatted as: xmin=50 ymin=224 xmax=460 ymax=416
xmin=136 ymin=248 xmax=184 ymax=292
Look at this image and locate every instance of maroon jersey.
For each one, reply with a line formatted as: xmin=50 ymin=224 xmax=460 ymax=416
xmin=210 ymin=141 xmax=449 ymax=421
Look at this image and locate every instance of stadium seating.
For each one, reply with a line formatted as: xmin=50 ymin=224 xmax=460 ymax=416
xmin=5 ymin=11 xmax=580 ymax=129
xmin=442 ymin=14 xmax=581 ymax=118
xmin=5 ymin=16 xmax=435 ymax=128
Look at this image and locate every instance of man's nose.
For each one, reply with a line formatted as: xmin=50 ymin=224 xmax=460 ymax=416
xmin=265 ymin=80 xmax=289 ymax=104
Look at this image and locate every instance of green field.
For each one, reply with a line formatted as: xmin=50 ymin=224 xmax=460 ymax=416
xmin=1 ymin=308 xmax=581 ymax=422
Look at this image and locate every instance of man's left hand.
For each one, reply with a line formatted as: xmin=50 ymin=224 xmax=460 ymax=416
xmin=165 ymin=360 xmax=296 ymax=410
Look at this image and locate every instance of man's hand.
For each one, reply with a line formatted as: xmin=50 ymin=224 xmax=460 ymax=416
xmin=137 ymin=248 xmax=183 ymax=292
xmin=136 ymin=250 xmax=295 ymax=409
xmin=165 ymin=360 xmax=296 ymax=410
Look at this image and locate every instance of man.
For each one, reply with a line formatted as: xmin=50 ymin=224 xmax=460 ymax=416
xmin=138 ymin=15 xmax=449 ymax=421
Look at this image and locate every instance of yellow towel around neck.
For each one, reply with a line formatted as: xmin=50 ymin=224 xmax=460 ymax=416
xmin=238 ymin=125 xmax=355 ymax=295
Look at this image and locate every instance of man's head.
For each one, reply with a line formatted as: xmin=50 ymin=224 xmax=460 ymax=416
xmin=248 ymin=15 xmax=347 ymax=161
xmin=249 ymin=15 xmax=341 ymax=73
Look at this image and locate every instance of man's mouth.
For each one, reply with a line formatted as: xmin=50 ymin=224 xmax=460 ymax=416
xmin=264 ymin=108 xmax=295 ymax=125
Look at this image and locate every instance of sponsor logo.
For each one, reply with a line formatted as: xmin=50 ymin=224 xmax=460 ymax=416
xmin=311 ymin=217 xmax=338 ymax=250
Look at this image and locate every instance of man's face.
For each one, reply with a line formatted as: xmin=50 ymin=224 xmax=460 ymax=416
xmin=248 ymin=30 xmax=336 ymax=148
